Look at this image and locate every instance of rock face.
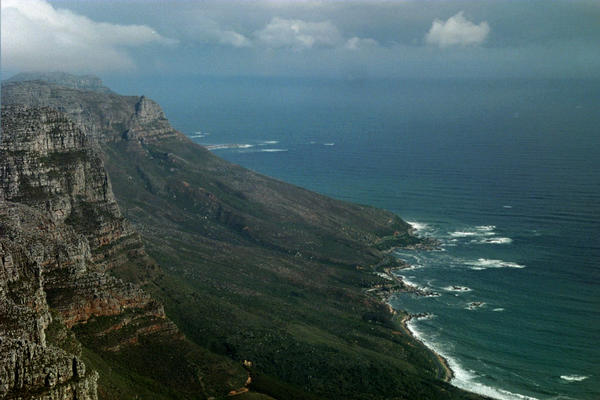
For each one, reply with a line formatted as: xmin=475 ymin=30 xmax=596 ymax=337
xmin=0 ymin=203 xmax=99 ymax=399
xmin=2 ymin=81 xmax=178 ymax=144
xmin=0 ymin=104 xmax=145 ymax=271
xmin=0 ymin=105 xmax=176 ymax=399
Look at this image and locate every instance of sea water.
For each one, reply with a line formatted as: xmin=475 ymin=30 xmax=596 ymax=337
xmin=155 ymin=77 xmax=599 ymax=400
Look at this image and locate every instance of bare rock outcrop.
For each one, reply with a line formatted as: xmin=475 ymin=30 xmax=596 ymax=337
xmin=2 ymin=80 xmax=179 ymax=144
xmin=0 ymin=203 xmax=98 ymax=400
xmin=0 ymin=104 xmax=145 ymax=271
xmin=0 ymin=105 xmax=179 ymax=399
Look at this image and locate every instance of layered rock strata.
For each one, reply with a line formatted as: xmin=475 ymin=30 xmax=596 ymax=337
xmin=2 ymin=82 xmax=177 ymax=144
xmin=0 ymin=105 xmax=176 ymax=399
xmin=0 ymin=105 xmax=146 ymax=272
xmin=0 ymin=203 xmax=99 ymax=400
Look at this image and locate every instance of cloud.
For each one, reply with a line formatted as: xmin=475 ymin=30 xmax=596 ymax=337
xmin=255 ymin=17 xmax=343 ymax=49
xmin=188 ymin=16 xmax=251 ymax=48
xmin=344 ymin=37 xmax=378 ymax=51
xmin=217 ymin=30 xmax=252 ymax=48
xmin=425 ymin=11 xmax=490 ymax=47
xmin=1 ymin=0 xmax=177 ymax=73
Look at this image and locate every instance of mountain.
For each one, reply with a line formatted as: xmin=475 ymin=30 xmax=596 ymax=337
xmin=1 ymin=75 xmax=484 ymax=400
xmin=5 ymin=72 xmax=113 ymax=94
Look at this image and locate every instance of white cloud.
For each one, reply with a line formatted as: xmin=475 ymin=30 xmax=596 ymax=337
xmin=255 ymin=17 xmax=343 ymax=49
xmin=1 ymin=0 xmax=177 ymax=73
xmin=425 ymin=11 xmax=490 ymax=48
xmin=344 ymin=37 xmax=378 ymax=51
xmin=217 ymin=30 xmax=252 ymax=48
xmin=190 ymin=17 xmax=251 ymax=48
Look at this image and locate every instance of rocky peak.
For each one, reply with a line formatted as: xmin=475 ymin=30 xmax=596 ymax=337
xmin=134 ymin=95 xmax=166 ymax=123
xmin=5 ymin=72 xmax=112 ymax=94
xmin=2 ymin=80 xmax=179 ymax=143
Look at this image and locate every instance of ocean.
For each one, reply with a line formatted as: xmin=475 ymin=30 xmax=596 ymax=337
xmin=153 ymin=77 xmax=599 ymax=400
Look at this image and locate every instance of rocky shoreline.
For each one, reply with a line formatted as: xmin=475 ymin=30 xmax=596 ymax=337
xmin=365 ymin=242 xmax=455 ymax=383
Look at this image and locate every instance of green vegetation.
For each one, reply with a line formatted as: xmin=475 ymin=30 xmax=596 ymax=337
xmin=99 ymin=135 xmax=484 ymax=400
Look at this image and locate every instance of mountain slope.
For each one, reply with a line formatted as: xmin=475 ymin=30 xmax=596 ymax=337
xmin=2 ymin=75 xmax=483 ymax=400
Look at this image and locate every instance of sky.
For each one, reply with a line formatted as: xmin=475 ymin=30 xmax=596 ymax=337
xmin=2 ymin=0 xmax=600 ymax=82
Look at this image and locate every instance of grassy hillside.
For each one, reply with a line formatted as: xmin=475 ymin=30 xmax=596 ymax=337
xmin=101 ymin=135 xmax=480 ymax=400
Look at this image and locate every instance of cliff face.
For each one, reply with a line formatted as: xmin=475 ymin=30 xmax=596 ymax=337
xmin=0 ymin=105 xmax=143 ymax=271
xmin=0 ymin=105 xmax=155 ymax=399
xmin=2 ymin=82 xmax=177 ymax=144
xmin=0 ymin=104 xmax=245 ymax=400
xmin=0 ymin=202 xmax=99 ymax=400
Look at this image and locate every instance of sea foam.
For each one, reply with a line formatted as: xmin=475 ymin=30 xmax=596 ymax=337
xmin=467 ymin=258 xmax=526 ymax=270
xmin=479 ymin=237 xmax=513 ymax=245
xmin=443 ymin=285 xmax=472 ymax=292
xmin=447 ymin=225 xmax=514 ymax=245
xmin=407 ymin=221 xmax=429 ymax=232
xmin=560 ymin=375 xmax=589 ymax=382
xmin=206 ymin=143 xmax=254 ymax=150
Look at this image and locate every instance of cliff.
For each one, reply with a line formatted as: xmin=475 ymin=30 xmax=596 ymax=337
xmin=2 ymin=81 xmax=176 ymax=144
xmin=1 ymin=75 xmax=483 ymax=400
xmin=0 ymin=104 xmax=246 ymax=399
xmin=0 ymin=202 xmax=99 ymax=400
xmin=0 ymin=104 xmax=141 ymax=271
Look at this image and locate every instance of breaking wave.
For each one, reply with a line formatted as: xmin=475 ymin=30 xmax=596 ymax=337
xmin=560 ymin=375 xmax=589 ymax=382
xmin=467 ymin=258 xmax=526 ymax=270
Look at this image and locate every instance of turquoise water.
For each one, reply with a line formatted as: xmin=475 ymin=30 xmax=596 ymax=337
xmin=158 ymin=78 xmax=599 ymax=400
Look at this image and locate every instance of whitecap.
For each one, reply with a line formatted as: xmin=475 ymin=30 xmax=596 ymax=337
xmin=260 ymin=148 xmax=288 ymax=153
xmin=407 ymin=221 xmax=428 ymax=232
xmin=467 ymin=258 xmax=526 ymax=270
xmin=465 ymin=302 xmax=486 ymax=310
xmin=503 ymin=205 xmax=513 ymax=209
xmin=476 ymin=225 xmax=496 ymax=232
xmin=258 ymin=140 xmax=279 ymax=146
xmin=206 ymin=143 xmax=253 ymax=150
xmin=493 ymin=308 xmax=505 ymax=312
xmin=323 ymin=142 xmax=335 ymax=146
xmin=560 ymin=375 xmax=589 ymax=382
xmin=450 ymin=231 xmax=480 ymax=237
xmin=443 ymin=285 xmax=472 ymax=292
xmin=480 ymin=237 xmax=513 ymax=244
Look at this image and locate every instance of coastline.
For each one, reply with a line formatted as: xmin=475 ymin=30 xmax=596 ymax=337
xmin=366 ymin=256 xmax=454 ymax=383
xmin=399 ymin=312 xmax=454 ymax=383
